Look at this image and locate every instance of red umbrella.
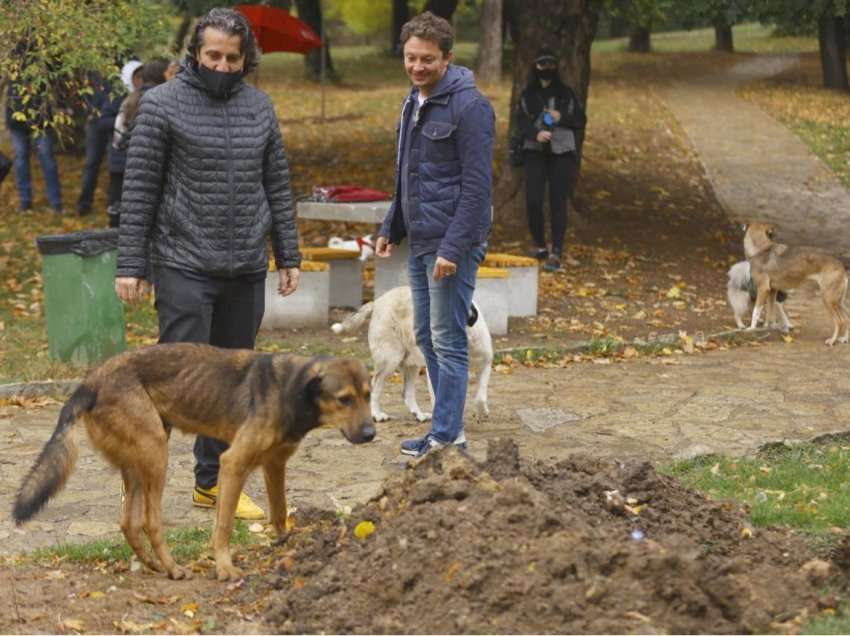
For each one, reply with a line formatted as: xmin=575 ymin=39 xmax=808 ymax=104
xmin=235 ymin=4 xmax=322 ymax=54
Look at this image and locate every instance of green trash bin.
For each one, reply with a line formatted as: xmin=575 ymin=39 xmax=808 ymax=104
xmin=36 ymin=229 xmax=126 ymax=367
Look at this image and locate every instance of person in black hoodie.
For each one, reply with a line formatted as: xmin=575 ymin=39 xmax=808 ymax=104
xmin=515 ymin=47 xmax=586 ymax=272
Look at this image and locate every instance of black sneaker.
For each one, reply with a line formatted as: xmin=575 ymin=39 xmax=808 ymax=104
xmin=542 ymin=255 xmax=563 ymax=273
xmin=400 ymin=433 xmax=467 ymax=457
xmin=532 ymin=247 xmax=548 ymax=261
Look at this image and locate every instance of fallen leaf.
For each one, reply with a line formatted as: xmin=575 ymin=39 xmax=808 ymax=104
xmin=354 ymin=520 xmax=376 ymax=540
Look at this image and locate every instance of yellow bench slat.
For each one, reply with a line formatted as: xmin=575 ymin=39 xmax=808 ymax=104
xmin=483 ymin=253 xmax=538 ymax=268
xmin=301 ymin=246 xmax=361 ymax=261
xmin=477 ymin=266 xmax=509 ymax=279
xmin=270 ymin=260 xmax=329 ymax=272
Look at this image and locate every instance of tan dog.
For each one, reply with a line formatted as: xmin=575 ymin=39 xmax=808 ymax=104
xmin=744 ymin=222 xmax=849 ymax=345
xmin=13 ymin=343 xmax=374 ymax=582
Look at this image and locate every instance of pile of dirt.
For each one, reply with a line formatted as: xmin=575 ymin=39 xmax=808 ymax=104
xmin=264 ymin=440 xmax=840 ymax=634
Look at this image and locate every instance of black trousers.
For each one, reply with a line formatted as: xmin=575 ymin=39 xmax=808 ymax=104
xmin=153 ymin=266 xmax=266 ymax=489
xmin=524 ymin=150 xmax=578 ymax=257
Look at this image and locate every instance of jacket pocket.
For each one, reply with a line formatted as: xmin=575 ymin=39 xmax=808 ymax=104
xmin=421 ymin=121 xmax=458 ymax=163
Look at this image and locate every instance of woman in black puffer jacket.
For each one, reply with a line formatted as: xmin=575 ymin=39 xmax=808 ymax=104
xmin=515 ymin=47 xmax=586 ymax=273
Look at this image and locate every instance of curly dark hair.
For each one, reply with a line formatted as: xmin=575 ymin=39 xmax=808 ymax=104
xmin=186 ymin=7 xmax=260 ymax=73
xmin=400 ymin=11 xmax=454 ymax=57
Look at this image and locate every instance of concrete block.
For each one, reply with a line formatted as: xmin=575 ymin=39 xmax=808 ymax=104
xmin=301 ymin=247 xmax=363 ymax=308
xmin=483 ymin=253 xmax=539 ymax=317
xmin=473 ymin=267 xmax=510 ymax=335
xmin=261 ymin=262 xmax=329 ymax=330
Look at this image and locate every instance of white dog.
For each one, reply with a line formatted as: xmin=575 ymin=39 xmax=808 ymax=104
xmin=727 ymin=260 xmax=790 ymax=330
xmin=331 ymin=286 xmax=492 ymax=422
xmin=327 ymin=235 xmax=374 ymax=261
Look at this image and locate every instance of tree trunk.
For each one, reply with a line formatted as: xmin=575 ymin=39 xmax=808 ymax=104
xmin=818 ymin=13 xmax=849 ymax=91
xmin=423 ymin=0 xmax=459 ymax=21
xmin=477 ymin=0 xmax=503 ymax=85
xmin=391 ymin=0 xmax=410 ymax=56
xmin=172 ymin=15 xmax=192 ymax=55
xmin=627 ymin=25 xmax=650 ymax=52
xmin=502 ymin=0 xmax=520 ymax=45
xmin=498 ymin=0 xmax=603 ymax=231
xmin=713 ymin=20 xmax=733 ymax=52
xmin=294 ymin=0 xmax=337 ymax=80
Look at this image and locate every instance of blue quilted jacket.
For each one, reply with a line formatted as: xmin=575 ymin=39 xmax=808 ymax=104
xmin=380 ymin=65 xmax=495 ymax=262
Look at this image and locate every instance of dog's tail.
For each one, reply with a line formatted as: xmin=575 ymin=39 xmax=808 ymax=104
xmin=13 ymin=385 xmax=97 ymax=524
xmin=331 ymin=301 xmax=374 ymax=335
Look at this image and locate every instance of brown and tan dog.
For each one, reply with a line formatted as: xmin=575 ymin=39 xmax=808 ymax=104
xmin=744 ymin=222 xmax=849 ymax=345
xmin=13 ymin=343 xmax=374 ymax=581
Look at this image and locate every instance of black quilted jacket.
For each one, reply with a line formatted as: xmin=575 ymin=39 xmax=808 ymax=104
xmin=116 ymin=64 xmax=300 ymax=279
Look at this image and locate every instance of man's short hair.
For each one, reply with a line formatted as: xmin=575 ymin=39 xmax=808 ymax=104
xmin=400 ymin=11 xmax=454 ymax=57
xmin=187 ymin=7 xmax=260 ymax=73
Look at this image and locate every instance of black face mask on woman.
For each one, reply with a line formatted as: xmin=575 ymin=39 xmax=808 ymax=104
xmin=536 ymin=67 xmax=557 ymax=82
xmin=196 ymin=63 xmax=243 ymax=99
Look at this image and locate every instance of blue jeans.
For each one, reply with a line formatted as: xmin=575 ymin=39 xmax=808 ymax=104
xmin=409 ymin=244 xmax=486 ymax=444
xmin=8 ymin=125 xmax=62 ymax=211
xmin=77 ymin=117 xmax=114 ymax=213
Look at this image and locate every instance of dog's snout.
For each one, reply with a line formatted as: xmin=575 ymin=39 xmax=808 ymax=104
xmin=358 ymin=423 xmax=376 ymax=444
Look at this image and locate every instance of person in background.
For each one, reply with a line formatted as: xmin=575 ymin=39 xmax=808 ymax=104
xmin=76 ymin=70 xmax=125 ymax=217
xmin=376 ymin=12 xmax=495 ymax=458
xmin=515 ymin=47 xmax=586 ymax=273
xmin=115 ymin=8 xmax=301 ymax=520
xmin=107 ymin=60 xmax=169 ymax=227
xmin=164 ymin=60 xmax=180 ymax=81
xmin=5 ymin=38 xmax=63 ymax=214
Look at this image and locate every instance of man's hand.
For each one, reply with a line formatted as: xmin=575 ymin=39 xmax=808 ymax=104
xmin=375 ymin=236 xmax=393 ymax=258
xmin=278 ymin=268 xmax=299 ymax=297
xmin=536 ymin=130 xmax=552 ymax=143
xmin=433 ymin=256 xmax=457 ymax=280
xmin=547 ymin=108 xmax=561 ymax=123
xmin=115 ymin=277 xmax=148 ymax=304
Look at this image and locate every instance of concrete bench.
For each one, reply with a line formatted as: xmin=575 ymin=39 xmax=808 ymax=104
xmin=473 ymin=266 xmax=510 ymax=336
xmin=261 ymin=261 xmax=329 ymax=330
xmin=301 ymin=246 xmax=363 ymax=308
xmin=482 ymin=253 xmax=539 ymax=317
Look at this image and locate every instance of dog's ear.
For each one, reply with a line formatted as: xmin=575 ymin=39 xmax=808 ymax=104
xmin=301 ymin=362 xmax=325 ymax=402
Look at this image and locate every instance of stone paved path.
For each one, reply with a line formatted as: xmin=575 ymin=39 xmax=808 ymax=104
xmin=4 ymin=55 xmax=850 ymax=556
xmin=659 ymin=55 xmax=850 ymax=259
xmin=2 ymin=338 xmax=850 ymax=556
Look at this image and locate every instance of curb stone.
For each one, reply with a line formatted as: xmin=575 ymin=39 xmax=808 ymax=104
xmin=0 ymin=328 xmax=781 ymax=400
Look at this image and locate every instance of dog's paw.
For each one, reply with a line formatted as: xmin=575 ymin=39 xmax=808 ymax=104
xmin=825 ymin=337 xmax=837 ymax=347
xmin=840 ymin=335 xmax=849 ymax=344
xmin=413 ymin=410 xmax=432 ymax=422
xmin=166 ymin=565 xmax=191 ymax=580
xmin=474 ymin=400 xmax=490 ymax=417
xmin=372 ymin=411 xmax=391 ymax=423
xmin=216 ymin=563 xmax=245 ymax=582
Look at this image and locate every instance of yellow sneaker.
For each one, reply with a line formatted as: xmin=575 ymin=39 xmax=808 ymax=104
xmin=192 ymin=485 xmax=266 ymax=520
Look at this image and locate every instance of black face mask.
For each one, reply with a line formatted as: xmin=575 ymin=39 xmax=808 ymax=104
xmin=536 ymin=68 xmax=557 ymax=82
xmin=196 ymin=63 xmax=243 ymax=99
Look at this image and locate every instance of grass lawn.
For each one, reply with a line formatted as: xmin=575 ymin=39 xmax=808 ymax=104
xmin=0 ymin=23 xmax=833 ymax=383
xmin=666 ymin=440 xmax=850 ymax=634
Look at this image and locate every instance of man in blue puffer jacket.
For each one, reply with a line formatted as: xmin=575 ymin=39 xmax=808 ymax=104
xmin=376 ymin=11 xmax=495 ymax=458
